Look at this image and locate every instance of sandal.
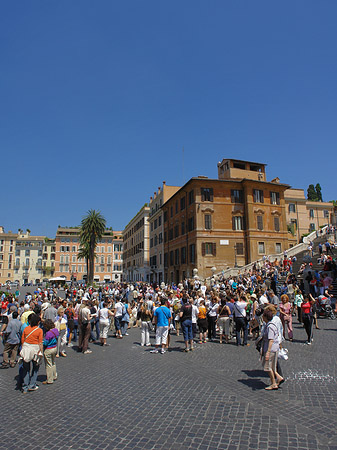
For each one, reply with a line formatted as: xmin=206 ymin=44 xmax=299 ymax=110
xmin=265 ymin=385 xmax=278 ymax=390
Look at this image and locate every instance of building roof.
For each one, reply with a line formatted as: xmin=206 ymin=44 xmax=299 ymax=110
xmin=162 ymin=176 xmax=290 ymax=207
xmin=217 ymin=158 xmax=267 ymax=167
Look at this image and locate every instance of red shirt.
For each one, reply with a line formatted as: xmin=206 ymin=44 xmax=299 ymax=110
xmin=301 ymin=301 xmax=312 ymax=314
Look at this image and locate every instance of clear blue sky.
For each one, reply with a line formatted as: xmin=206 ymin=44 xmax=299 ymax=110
xmin=1 ymin=1 xmax=336 ymax=237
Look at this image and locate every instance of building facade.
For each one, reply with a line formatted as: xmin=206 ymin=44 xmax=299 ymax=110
xmin=0 ymin=227 xmax=16 ymax=284
xmin=123 ymin=204 xmax=150 ymax=282
xmin=162 ymin=159 xmax=290 ymax=283
xmin=149 ymin=182 xmax=180 ymax=284
xmin=54 ymin=227 xmax=123 ymax=283
xmin=285 ymin=188 xmax=334 ymax=242
xmin=14 ymin=231 xmax=46 ymax=284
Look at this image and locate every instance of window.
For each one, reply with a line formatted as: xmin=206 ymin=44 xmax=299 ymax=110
xmin=275 ymin=243 xmax=282 ymax=253
xmin=72 ymin=255 xmax=76 ymax=262
xmin=205 ymin=214 xmax=212 ymax=230
xmin=158 ymin=216 xmax=162 ymax=226
xmin=175 ymin=249 xmax=179 ymax=265
xmin=169 ymin=251 xmax=174 ymax=266
xmin=189 ymin=244 xmax=195 ymax=263
xmin=274 ymin=217 xmax=280 ymax=232
xmin=181 ymin=247 xmax=186 ymax=264
xmin=202 ymin=242 xmax=216 ymax=256
xmin=288 ymin=203 xmax=296 ymax=213
xmin=253 ymin=189 xmax=264 ymax=203
xmin=150 ymin=238 xmax=153 ymax=248
xmin=25 ymin=250 xmax=30 ymax=257
xmin=181 ymin=221 xmax=185 ymax=235
xmin=232 ymin=216 xmax=244 ymax=231
xmin=201 ymin=188 xmax=213 ymax=202
xmin=270 ymin=192 xmax=280 ymax=205
xmin=174 ymin=225 xmax=179 ymax=238
xmin=258 ymin=242 xmax=265 ymax=254
xmin=170 ymin=207 xmax=173 ymax=218
xmin=188 ymin=216 xmax=195 ymax=232
xmin=236 ymin=243 xmax=244 ymax=255
xmin=101 ymin=256 xmax=104 ymax=264
xmin=15 ymin=250 xmax=20 ymax=256
xmin=107 ymin=246 xmax=112 ymax=253
xmin=175 ymin=200 xmax=178 ymax=214
xmin=169 ymin=229 xmax=173 ymax=241
xmin=257 ymin=215 xmax=263 ymax=231
xmin=72 ymin=246 xmax=76 ymax=252
xmin=188 ymin=190 xmax=194 ymax=205
xmin=309 ymin=223 xmax=315 ymax=231
xmin=180 ymin=197 xmax=186 ymax=210
xmin=151 ymin=222 xmax=153 ymax=232
xmin=164 ymin=211 xmax=168 ymax=222
xmin=158 ymin=233 xmax=163 ymax=244
xmin=164 ymin=253 xmax=168 ymax=267
xmin=324 ymin=210 xmax=329 ymax=218
xmin=60 ymin=255 xmax=64 ymax=263
xmin=231 ymin=189 xmax=243 ymax=203
xmin=309 ymin=209 xmax=314 ymax=218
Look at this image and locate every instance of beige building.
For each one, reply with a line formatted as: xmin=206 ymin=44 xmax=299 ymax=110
xmin=15 ymin=231 xmax=46 ymax=284
xmin=149 ymin=182 xmax=180 ymax=284
xmin=42 ymin=239 xmax=56 ymax=280
xmin=0 ymin=227 xmax=16 ymax=284
xmin=123 ymin=204 xmax=150 ymax=282
xmin=285 ymin=189 xmax=333 ymax=242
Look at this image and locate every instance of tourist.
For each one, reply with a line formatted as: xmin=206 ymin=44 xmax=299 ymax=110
xmin=180 ymin=296 xmax=193 ymax=352
xmin=150 ymin=298 xmax=171 ymax=354
xmin=98 ymin=302 xmax=113 ymax=346
xmin=260 ymin=309 xmax=284 ymax=390
xmin=217 ymin=298 xmax=231 ymax=344
xmin=20 ymin=313 xmax=43 ymax=393
xmin=279 ymin=294 xmax=293 ymax=341
xmin=42 ymin=319 xmax=59 ymax=385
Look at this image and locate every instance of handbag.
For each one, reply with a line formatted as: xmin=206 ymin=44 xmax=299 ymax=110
xmin=278 ymin=348 xmax=289 ymax=360
xmin=255 ymin=336 xmax=263 ymax=352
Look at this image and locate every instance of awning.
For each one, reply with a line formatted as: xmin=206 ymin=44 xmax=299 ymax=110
xmin=49 ymin=277 xmax=67 ymax=281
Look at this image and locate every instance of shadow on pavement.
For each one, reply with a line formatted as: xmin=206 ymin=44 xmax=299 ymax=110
xmin=238 ymin=378 xmax=267 ymax=390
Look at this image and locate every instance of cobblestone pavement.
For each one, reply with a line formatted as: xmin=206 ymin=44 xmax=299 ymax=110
xmin=1 ymin=316 xmax=337 ymax=450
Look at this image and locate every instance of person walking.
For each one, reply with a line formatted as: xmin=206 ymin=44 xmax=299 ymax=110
xmin=42 ymin=319 xmax=59 ymax=385
xmin=138 ymin=300 xmax=152 ymax=347
xmin=179 ymin=297 xmax=193 ymax=352
xmin=301 ymin=294 xmax=315 ymax=345
xmin=279 ymin=294 xmax=293 ymax=341
xmin=233 ymin=296 xmax=248 ymax=346
xmin=98 ymin=302 xmax=113 ymax=346
xmin=20 ymin=313 xmax=43 ymax=394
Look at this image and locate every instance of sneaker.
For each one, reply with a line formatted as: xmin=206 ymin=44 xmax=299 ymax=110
xmin=67 ymin=342 xmax=74 ymax=347
xmin=125 ymin=333 xmax=129 ymax=336
xmin=28 ymin=386 xmax=39 ymax=391
xmin=145 ymin=343 xmax=151 ymax=346
xmin=305 ymin=341 xmax=312 ymax=345
xmin=150 ymin=349 xmax=159 ymax=353
xmin=184 ymin=348 xmax=190 ymax=352
xmin=83 ymin=350 xmax=92 ymax=354
xmin=160 ymin=349 xmax=166 ymax=354
xmin=190 ymin=346 xmax=194 ymax=351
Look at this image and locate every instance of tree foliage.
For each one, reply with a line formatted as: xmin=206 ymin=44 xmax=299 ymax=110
xmin=307 ymin=183 xmax=323 ymax=201
xmin=79 ymin=210 xmax=106 ymax=285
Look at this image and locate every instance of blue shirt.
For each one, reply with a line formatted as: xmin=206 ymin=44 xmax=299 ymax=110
xmin=154 ymin=306 xmax=171 ymax=327
xmin=5 ymin=319 xmax=22 ymax=344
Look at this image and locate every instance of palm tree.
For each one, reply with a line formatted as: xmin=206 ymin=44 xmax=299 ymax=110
xmin=79 ymin=210 xmax=106 ymax=285
xmin=77 ymin=243 xmax=91 ymax=281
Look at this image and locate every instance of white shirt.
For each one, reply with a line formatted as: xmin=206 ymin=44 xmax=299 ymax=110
xmin=191 ymin=305 xmax=199 ymax=323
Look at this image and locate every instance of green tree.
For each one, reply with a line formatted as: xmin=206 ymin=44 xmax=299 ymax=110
xmin=307 ymin=184 xmax=318 ymax=201
xmin=315 ymin=183 xmax=323 ymax=201
xmin=77 ymin=242 xmax=91 ymax=281
xmin=79 ymin=210 xmax=106 ymax=285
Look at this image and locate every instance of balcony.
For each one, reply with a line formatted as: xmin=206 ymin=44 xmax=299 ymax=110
xmin=14 ymin=263 xmax=20 ymax=269
xmin=22 ymin=264 xmax=30 ymax=269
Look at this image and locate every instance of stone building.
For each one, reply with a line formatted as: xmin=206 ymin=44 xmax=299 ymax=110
xmin=149 ymin=182 xmax=180 ymax=284
xmin=285 ymin=188 xmax=334 ymax=243
xmin=123 ymin=204 xmax=150 ymax=282
xmin=162 ymin=159 xmax=290 ymax=283
xmin=0 ymin=227 xmax=16 ymax=284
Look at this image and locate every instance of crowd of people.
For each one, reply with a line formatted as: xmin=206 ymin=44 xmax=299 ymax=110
xmin=0 ymin=234 xmax=336 ymax=392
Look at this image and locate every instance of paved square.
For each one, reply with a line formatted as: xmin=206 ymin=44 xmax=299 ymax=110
xmin=1 ymin=316 xmax=337 ymax=450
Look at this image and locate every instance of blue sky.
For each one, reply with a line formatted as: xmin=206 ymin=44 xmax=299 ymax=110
xmin=1 ymin=1 xmax=336 ymax=237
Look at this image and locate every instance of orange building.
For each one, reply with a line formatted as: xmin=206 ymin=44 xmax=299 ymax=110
xmin=54 ymin=227 xmax=123 ymax=283
xmin=162 ymin=159 xmax=289 ymax=283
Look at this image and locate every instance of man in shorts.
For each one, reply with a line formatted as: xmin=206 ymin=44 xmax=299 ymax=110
xmin=150 ymin=298 xmax=171 ymax=354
